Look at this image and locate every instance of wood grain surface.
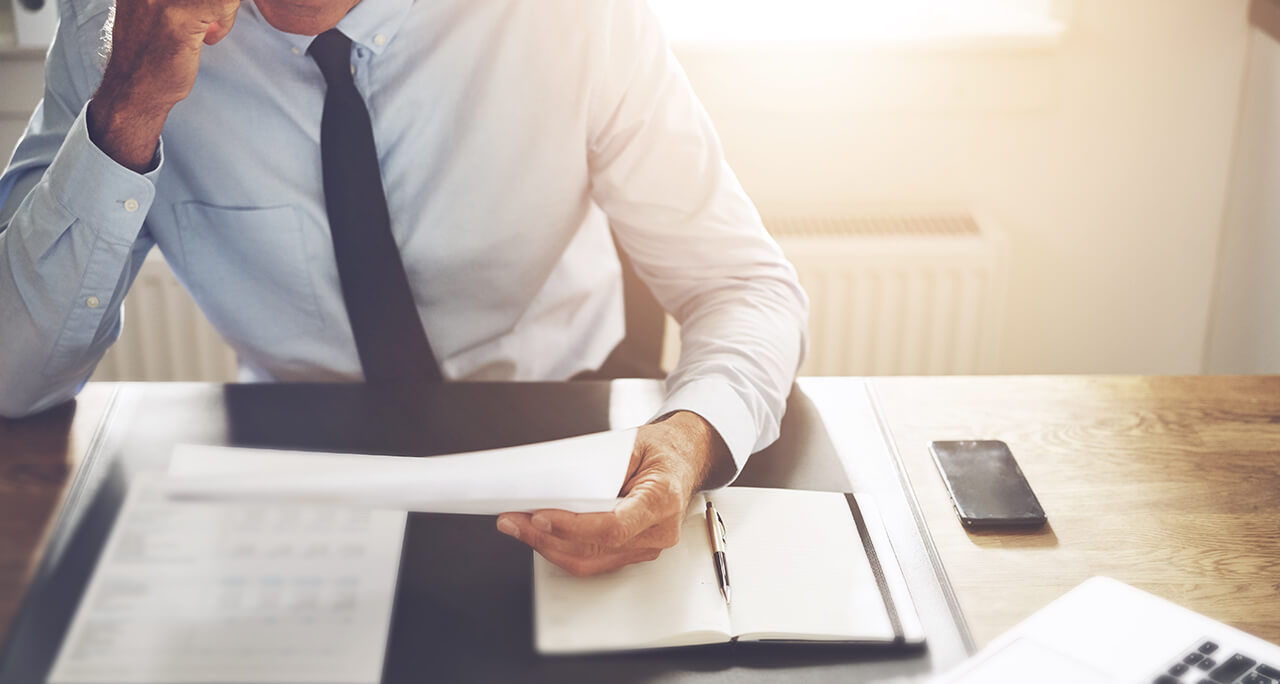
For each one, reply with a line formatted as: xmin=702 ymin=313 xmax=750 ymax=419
xmin=0 ymin=384 xmax=115 ymax=647
xmin=870 ymin=375 xmax=1280 ymax=648
xmin=1 ymin=377 xmax=1277 ymax=654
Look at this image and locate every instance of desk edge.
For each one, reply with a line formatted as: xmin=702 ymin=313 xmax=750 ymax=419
xmin=866 ymin=381 xmax=976 ymax=655
xmin=0 ymin=384 xmax=122 ymax=676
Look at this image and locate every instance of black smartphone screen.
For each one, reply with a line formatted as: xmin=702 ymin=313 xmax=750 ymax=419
xmin=929 ymin=440 xmax=1047 ymax=529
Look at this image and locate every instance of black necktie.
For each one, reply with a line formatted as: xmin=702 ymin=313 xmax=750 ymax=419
xmin=310 ymin=29 xmax=442 ymax=384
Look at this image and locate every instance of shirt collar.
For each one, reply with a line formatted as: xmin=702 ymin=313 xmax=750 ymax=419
xmin=247 ymin=0 xmax=414 ymax=57
xmin=335 ymin=0 xmax=413 ymax=55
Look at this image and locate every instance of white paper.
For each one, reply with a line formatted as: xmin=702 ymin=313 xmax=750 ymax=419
xmin=533 ymin=488 xmax=921 ymax=653
xmin=712 ymin=488 xmax=893 ymax=641
xmin=162 ymin=428 xmax=637 ymax=514
xmin=48 ymin=474 xmax=406 ymax=684
xmin=534 ymin=499 xmax=730 ymax=653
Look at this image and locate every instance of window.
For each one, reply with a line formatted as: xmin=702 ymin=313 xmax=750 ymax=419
xmin=649 ymin=0 xmax=1066 ymax=45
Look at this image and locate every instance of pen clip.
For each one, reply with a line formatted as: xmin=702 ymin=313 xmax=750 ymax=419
xmin=714 ymin=510 xmax=727 ymax=544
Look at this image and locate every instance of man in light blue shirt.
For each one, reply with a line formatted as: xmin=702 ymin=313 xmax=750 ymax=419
xmin=0 ymin=0 xmax=808 ymax=574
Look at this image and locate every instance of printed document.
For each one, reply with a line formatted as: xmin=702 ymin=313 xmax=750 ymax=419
xmin=48 ymin=474 xmax=406 ymax=684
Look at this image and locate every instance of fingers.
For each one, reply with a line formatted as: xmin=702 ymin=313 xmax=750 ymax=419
xmin=526 ymin=450 xmax=680 ymax=549
xmin=496 ymin=513 xmax=669 ymax=577
xmin=97 ymin=0 xmax=241 ymax=121
xmin=529 ymin=499 xmax=659 ymax=549
xmin=203 ymin=0 xmax=241 ymax=44
xmin=611 ymin=482 xmax=676 ymax=539
xmin=492 ymin=419 xmax=712 ymax=577
xmin=499 ymin=511 xmax=679 ymax=554
xmin=536 ymin=546 xmax=662 ymax=577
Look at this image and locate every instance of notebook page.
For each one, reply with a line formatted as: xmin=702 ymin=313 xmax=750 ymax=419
xmin=710 ymin=488 xmax=895 ymax=642
xmin=48 ymin=474 xmax=406 ymax=684
xmin=533 ymin=500 xmax=728 ymax=653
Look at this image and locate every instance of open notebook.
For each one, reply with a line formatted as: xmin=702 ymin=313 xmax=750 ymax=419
xmin=534 ymin=487 xmax=925 ymax=654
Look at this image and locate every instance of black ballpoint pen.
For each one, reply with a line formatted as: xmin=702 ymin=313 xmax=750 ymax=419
xmin=704 ymin=499 xmax=731 ymax=605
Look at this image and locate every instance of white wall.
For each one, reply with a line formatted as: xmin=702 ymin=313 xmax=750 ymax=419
xmin=0 ymin=51 xmax=43 ymax=168
xmin=0 ymin=1 xmax=1255 ymax=375
xmin=676 ymin=0 xmax=1250 ymax=373
xmin=1206 ymin=29 xmax=1280 ymax=373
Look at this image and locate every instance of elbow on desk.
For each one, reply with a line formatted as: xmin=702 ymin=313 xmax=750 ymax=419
xmin=0 ymin=391 xmax=58 ymax=420
xmin=0 ymin=373 xmax=83 ymax=420
xmin=0 ymin=329 xmax=111 ymax=419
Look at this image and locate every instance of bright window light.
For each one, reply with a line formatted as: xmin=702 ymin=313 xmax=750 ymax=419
xmin=649 ymin=0 xmax=1061 ymax=43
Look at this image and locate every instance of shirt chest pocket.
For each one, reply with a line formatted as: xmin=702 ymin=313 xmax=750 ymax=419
xmin=175 ymin=202 xmax=326 ymax=348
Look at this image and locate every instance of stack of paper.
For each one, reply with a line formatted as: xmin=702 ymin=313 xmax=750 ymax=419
xmin=48 ymin=475 xmax=407 ymax=684
xmin=49 ymin=429 xmax=640 ymax=683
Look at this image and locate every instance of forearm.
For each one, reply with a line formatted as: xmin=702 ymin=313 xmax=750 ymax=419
xmin=0 ymin=229 xmax=123 ymax=417
xmin=658 ymin=270 xmax=809 ymax=482
xmin=87 ymin=95 xmax=169 ymax=174
xmin=0 ymin=107 xmax=157 ymax=417
xmin=651 ymin=410 xmax=733 ymax=489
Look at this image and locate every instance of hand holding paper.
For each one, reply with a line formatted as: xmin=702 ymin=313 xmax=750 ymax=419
xmin=165 ymin=412 xmax=732 ymax=577
xmin=497 ymin=411 xmax=732 ymax=577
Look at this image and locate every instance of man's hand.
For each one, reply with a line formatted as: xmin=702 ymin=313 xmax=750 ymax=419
xmin=496 ymin=411 xmax=731 ymax=577
xmin=88 ymin=0 xmax=242 ymax=171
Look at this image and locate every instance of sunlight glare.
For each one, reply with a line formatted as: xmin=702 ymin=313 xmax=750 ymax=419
xmin=648 ymin=0 xmax=1052 ymax=42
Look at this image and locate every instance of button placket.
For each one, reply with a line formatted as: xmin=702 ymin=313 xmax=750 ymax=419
xmin=45 ymin=238 xmax=128 ymax=373
xmin=351 ymin=46 xmax=372 ymax=89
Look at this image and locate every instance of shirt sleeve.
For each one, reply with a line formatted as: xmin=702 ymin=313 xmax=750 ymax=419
xmin=586 ymin=0 xmax=810 ymax=483
xmin=0 ymin=0 xmax=161 ymax=418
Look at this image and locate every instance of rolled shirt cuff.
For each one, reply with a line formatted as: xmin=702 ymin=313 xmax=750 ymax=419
xmin=47 ymin=100 xmax=163 ymax=242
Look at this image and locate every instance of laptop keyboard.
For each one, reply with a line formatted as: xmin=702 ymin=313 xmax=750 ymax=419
xmin=1153 ymin=640 xmax=1280 ymax=684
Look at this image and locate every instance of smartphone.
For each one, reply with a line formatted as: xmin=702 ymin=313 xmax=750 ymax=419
xmin=928 ymin=440 xmax=1047 ymax=529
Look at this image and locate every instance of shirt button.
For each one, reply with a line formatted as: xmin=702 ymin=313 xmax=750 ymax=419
xmin=373 ymin=33 xmax=387 ymax=46
xmin=123 ymin=198 xmax=139 ymax=212
xmin=86 ymin=296 xmax=101 ymax=309
xmin=291 ymin=46 xmax=301 ymax=55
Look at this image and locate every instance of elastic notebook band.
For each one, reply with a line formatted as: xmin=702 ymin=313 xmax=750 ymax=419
xmin=847 ymin=493 xmax=905 ymax=645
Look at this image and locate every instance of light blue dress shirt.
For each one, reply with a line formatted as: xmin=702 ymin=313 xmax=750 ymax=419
xmin=0 ymin=0 xmax=808 ymax=474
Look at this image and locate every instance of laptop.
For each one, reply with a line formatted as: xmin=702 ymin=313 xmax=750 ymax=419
xmin=933 ymin=577 xmax=1280 ymax=684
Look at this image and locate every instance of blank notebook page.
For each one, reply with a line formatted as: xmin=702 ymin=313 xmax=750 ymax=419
xmin=711 ymin=488 xmax=894 ymax=641
xmin=534 ymin=505 xmax=728 ymax=653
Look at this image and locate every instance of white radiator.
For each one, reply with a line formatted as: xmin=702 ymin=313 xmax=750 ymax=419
xmin=662 ymin=212 xmax=1008 ymax=376
xmin=92 ymin=253 xmax=239 ymax=382
xmin=94 ymin=211 xmax=1007 ymax=382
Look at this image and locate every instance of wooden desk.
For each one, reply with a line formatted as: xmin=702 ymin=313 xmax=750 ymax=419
xmin=1 ymin=376 xmax=1278 ymax=656
xmin=871 ymin=375 xmax=1280 ymax=648
xmin=0 ymin=384 xmax=115 ymax=648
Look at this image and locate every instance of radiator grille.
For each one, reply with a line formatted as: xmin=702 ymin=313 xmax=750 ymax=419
xmin=93 ymin=254 xmax=239 ymax=382
xmin=662 ymin=211 xmax=1008 ymax=376
xmin=765 ymin=213 xmax=982 ymax=238
xmin=777 ymin=212 xmax=1006 ymax=376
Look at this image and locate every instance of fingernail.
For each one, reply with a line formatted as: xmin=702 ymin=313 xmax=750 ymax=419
xmin=497 ymin=518 xmax=519 ymax=538
xmin=532 ymin=514 xmax=552 ymax=533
